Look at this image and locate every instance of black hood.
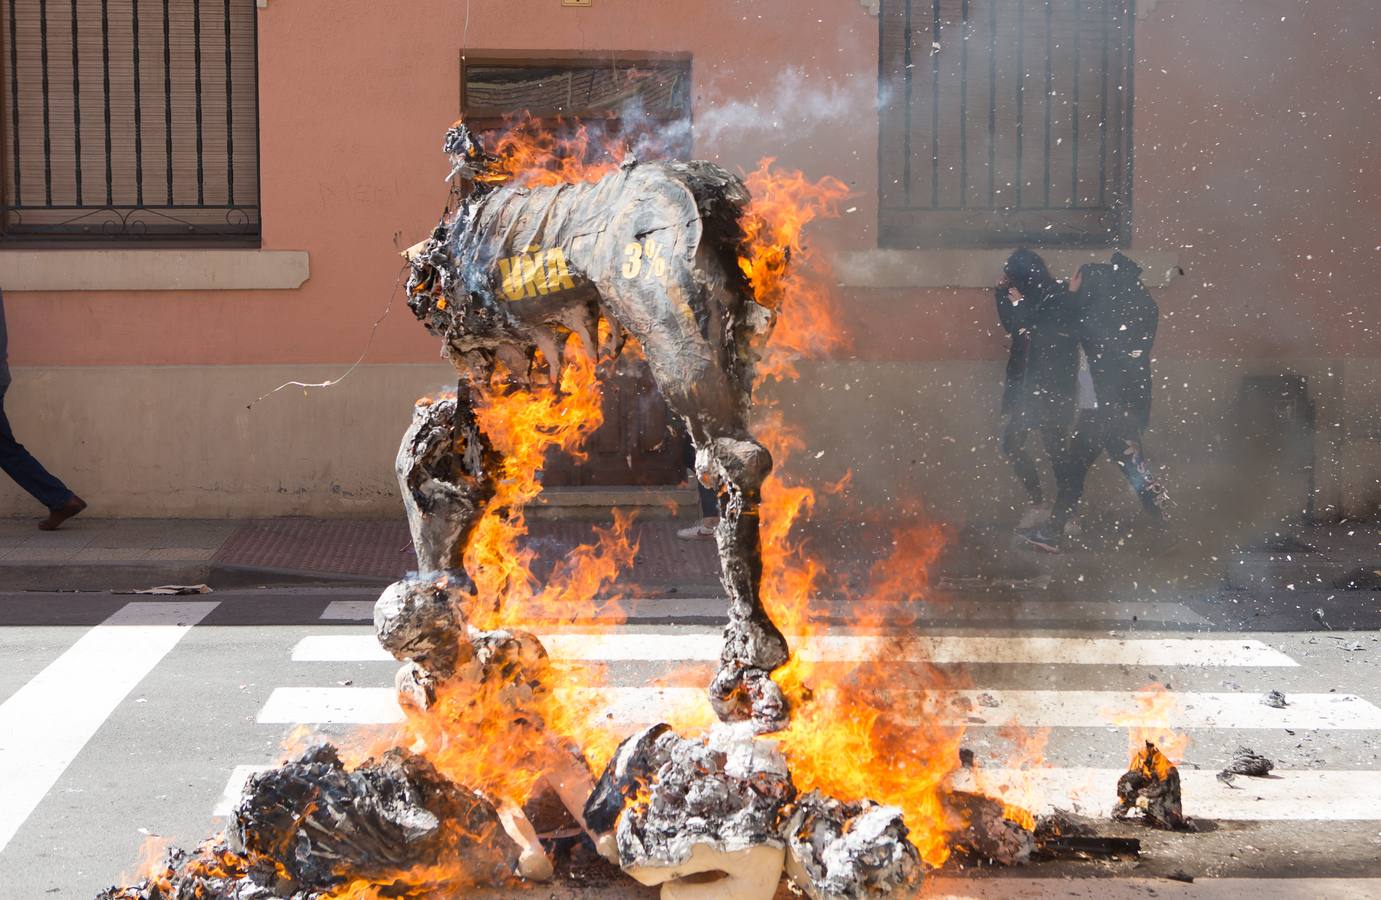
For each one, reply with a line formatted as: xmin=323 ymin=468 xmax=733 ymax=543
xmin=1109 ymin=251 xmax=1143 ymax=284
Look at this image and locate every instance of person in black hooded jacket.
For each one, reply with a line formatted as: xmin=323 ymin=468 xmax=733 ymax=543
xmin=995 ymin=249 xmax=1079 ymax=521
xmin=1018 ymin=253 xmax=1167 ymax=552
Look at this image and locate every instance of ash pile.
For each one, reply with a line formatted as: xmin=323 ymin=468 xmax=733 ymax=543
xmin=98 ymin=745 xmax=522 ymax=899
xmin=583 ymin=723 xmax=923 ymax=900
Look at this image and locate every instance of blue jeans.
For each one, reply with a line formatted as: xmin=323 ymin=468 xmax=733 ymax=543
xmin=0 ymin=383 xmax=74 ymax=510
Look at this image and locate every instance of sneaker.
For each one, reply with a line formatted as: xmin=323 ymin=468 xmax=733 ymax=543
xmin=1017 ymin=502 xmax=1052 ymax=530
xmin=1016 ymin=524 xmax=1062 ymax=553
xmin=676 ymin=523 xmax=715 ymax=541
xmin=1141 ymin=482 xmax=1171 ymax=519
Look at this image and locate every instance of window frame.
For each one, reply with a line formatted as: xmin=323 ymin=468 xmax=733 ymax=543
xmin=458 ymin=49 xmax=692 ymax=146
xmin=0 ymin=0 xmax=263 ymax=248
xmin=876 ymin=0 xmax=1136 ymax=250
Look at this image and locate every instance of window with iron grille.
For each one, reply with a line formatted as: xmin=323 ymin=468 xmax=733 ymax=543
xmin=1 ymin=0 xmax=259 ymax=244
xmin=879 ymin=0 xmax=1134 ymax=248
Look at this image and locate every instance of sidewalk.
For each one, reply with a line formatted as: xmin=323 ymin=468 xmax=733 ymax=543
xmin=0 ymin=516 xmax=723 ymax=592
xmin=1 ymin=512 xmax=1375 ymax=598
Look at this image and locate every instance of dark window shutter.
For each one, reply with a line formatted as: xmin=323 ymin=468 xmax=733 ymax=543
xmin=2 ymin=0 xmax=260 ymax=243
xmin=879 ymin=0 xmax=1133 ymax=248
xmin=460 ymin=56 xmax=692 ymax=163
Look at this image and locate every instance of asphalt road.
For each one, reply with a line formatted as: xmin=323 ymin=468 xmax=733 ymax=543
xmin=1 ymin=585 xmax=1379 ymax=899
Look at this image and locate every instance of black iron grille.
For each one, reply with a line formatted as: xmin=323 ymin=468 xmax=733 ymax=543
xmin=879 ymin=0 xmax=1134 ymax=248
xmin=1 ymin=0 xmax=259 ymax=242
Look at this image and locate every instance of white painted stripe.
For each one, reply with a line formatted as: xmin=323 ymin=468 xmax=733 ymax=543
xmin=320 ymin=600 xmax=375 ymax=620
xmin=291 ymin=633 xmax=1297 ymax=668
xmin=0 ymin=601 xmax=218 ymax=853
xmin=257 ymin=686 xmax=403 ymax=725
xmin=318 ymin=599 xmax=1211 ymax=625
xmin=294 ymin=635 xmax=390 ymax=661
xmin=211 ymin=760 xmax=1381 ymax=823
xmin=925 ymin=878 xmax=1381 ymax=899
xmin=258 ymin=686 xmax=1381 ymax=731
xmin=213 ymin=764 xmax=271 ymax=817
xmin=951 ymin=767 xmax=1381 ymax=821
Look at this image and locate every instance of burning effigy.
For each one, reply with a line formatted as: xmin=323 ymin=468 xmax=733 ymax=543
xmin=101 ymin=119 xmax=1164 ymax=900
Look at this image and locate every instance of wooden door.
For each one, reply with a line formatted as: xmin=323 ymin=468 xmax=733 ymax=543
xmin=541 ymin=356 xmax=685 ymax=487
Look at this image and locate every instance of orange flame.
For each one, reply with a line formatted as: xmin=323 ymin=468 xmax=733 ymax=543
xmin=470 ymin=112 xmax=627 ymax=189
xmin=1107 ymin=683 xmax=1190 ymax=767
xmin=739 ymin=159 xmax=851 ymax=385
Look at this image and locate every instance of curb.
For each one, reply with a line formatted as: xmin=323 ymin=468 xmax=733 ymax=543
xmin=0 ymin=560 xmax=214 ymax=592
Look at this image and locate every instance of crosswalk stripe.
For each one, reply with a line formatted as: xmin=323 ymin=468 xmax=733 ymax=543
xmin=317 ymin=599 xmax=1211 ymax=626
xmin=925 ymin=878 xmax=1381 ymax=899
xmin=212 ymin=761 xmax=1381 ymax=822
xmin=320 ymin=600 xmax=375 ymax=620
xmin=257 ymin=686 xmax=1381 ymax=731
xmin=949 ymin=767 xmax=1381 ymax=821
xmin=291 ymin=633 xmax=1297 ymax=667
xmin=213 ymin=764 xmax=271 ymax=817
xmin=0 ymin=601 xmax=218 ymax=854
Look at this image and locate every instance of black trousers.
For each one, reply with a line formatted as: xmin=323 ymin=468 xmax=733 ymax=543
xmin=0 ymin=383 xmax=73 ymax=510
xmin=1051 ymin=408 xmax=1162 ymax=530
xmin=1001 ymin=418 xmax=1067 ymax=506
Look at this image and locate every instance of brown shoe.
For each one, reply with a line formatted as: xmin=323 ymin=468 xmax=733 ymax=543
xmin=39 ymin=495 xmax=87 ymax=531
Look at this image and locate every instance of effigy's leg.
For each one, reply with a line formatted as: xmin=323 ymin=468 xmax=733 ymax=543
xmin=395 ymin=383 xmax=496 ymax=577
xmin=596 ymin=255 xmax=790 ymax=733
xmin=700 ymin=436 xmax=790 ymax=732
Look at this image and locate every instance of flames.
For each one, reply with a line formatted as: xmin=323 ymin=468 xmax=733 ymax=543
xmin=1110 ymin=683 xmax=1190 ymax=769
xmin=470 ymin=112 xmax=627 ymax=188
xmin=269 ymin=119 xmax=1001 ymax=898
xmin=464 ymin=341 xmax=636 ymax=632
xmin=732 ymin=157 xmax=974 ymax=867
xmin=739 ymin=160 xmax=851 ymax=385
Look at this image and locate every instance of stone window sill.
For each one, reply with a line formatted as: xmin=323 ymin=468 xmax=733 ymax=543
xmin=834 ymin=249 xmax=1181 ymax=289
xmin=0 ymin=249 xmax=310 ymax=292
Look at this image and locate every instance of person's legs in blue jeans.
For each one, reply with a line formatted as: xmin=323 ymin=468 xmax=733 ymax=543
xmin=0 ymin=384 xmax=74 ymax=510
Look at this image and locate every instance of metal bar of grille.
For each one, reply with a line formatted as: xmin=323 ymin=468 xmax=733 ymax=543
xmin=1043 ymin=0 xmax=1053 ymax=208
xmin=70 ymin=0 xmax=81 ymax=205
xmin=902 ymin=0 xmax=913 ymax=204
xmin=8 ymin=0 xmax=20 ymax=205
xmin=39 ymin=0 xmax=51 ymax=204
xmin=1122 ymin=0 xmax=1134 ymax=241
xmin=1014 ymin=0 xmax=1025 ymax=207
xmin=162 ymin=0 xmax=171 ymax=204
xmin=132 ymin=0 xmax=142 ymax=204
xmin=1099 ymin=0 xmax=1109 ymax=206
xmin=193 ymin=0 xmax=203 ymax=205
xmin=101 ymin=0 xmax=111 ymax=204
xmin=987 ymin=1 xmax=996 ymax=207
xmin=3 ymin=0 xmax=259 ymax=242
xmin=959 ymin=0 xmax=968 ymax=208
xmin=1071 ymin=0 xmax=1081 ymax=206
xmin=223 ymin=0 xmax=231 ymax=204
xmin=930 ymin=0 xmax=940 ymax=207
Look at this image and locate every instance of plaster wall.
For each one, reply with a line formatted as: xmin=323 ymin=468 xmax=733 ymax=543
xmin=0 ymin=0 xmax=1376 ymax=521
